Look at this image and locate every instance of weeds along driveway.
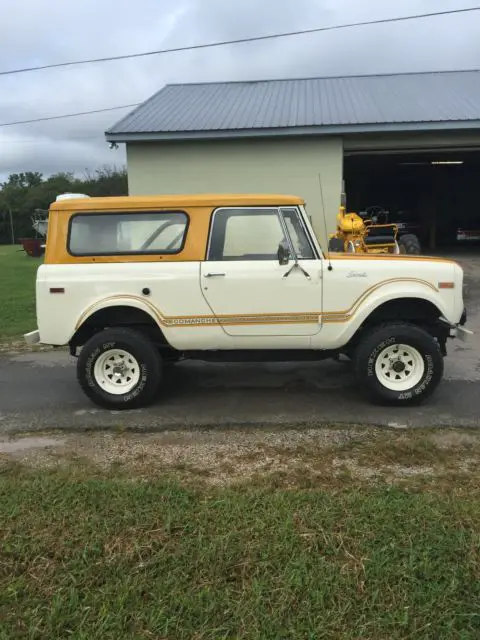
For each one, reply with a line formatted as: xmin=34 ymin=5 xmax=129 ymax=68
xmin=1 ymin=426 xmax=480 ymax=486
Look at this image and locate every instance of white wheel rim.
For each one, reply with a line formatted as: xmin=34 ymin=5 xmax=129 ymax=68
xmin=93 ymin=348 xmax=141 ymax=395
xmin=374 ymin=343 xmax=425 ymax=391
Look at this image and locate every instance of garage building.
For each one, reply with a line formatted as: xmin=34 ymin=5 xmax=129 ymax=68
xmin=106 ymin=70 xmax=480 ymax=251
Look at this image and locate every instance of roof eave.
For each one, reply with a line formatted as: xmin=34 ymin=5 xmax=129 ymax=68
xmin=105 ymin=120 xmax=480 ymax=143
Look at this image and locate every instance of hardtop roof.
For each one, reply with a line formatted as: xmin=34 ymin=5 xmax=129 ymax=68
xmin=50 ymin=193 xmax=304 ymax=211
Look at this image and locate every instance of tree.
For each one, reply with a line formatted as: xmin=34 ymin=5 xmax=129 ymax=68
xmin=0 ymin=166 xmax=128 ymax=244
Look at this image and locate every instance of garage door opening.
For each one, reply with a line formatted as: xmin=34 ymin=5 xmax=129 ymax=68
xmin=344 ymin=150 xmax=480 ymax=251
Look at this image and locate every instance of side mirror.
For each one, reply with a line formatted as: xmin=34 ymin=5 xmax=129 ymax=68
xmin=277 ymin=240 xmax=290 ymax=265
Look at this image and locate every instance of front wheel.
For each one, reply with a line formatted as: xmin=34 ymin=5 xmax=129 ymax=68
xmin=354 ymin=323 xmax=443 ymax=405
xmin=77 ymin=328 xmax=162 ymax=409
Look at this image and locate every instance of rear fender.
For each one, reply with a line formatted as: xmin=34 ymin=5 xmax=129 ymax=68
xmin=73 ymin=296 xmax=163 ymax=338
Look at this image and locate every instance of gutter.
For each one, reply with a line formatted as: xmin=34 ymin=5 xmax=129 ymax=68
xmin=105 ymin=120 xmax=480 ymax=144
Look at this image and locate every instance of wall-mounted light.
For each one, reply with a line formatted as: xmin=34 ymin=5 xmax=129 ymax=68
xmin=398 ymin=160 xmax=464 ymax=166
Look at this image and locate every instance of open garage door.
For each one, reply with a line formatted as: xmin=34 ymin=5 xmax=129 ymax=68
xmin=344 ymin=150 xmax=480 ymax=252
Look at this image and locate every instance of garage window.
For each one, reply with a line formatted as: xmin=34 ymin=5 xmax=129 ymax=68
xmin=68 ymin=211 xmax=188 ymax=256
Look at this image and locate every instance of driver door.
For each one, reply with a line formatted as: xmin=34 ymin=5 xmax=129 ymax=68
xmin=200 ymin=206 xmax=323 ymax=337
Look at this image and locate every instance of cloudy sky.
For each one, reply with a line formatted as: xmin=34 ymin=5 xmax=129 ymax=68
xmin=0 ymin=0 xmax=479 ymax=181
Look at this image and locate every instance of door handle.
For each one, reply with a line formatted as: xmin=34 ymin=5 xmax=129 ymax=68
xmin=204 ymin=272 xmax=226 ymax=278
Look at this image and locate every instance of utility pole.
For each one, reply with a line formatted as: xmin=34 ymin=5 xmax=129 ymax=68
xmin=8 ymin=207 xmax=15 ymax=244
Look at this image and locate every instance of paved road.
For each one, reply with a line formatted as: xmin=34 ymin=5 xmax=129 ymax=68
xmin=1 ymin=254 xmax=478 ymax=434
xmin=0 ymin=340 xmax=478 ymax=433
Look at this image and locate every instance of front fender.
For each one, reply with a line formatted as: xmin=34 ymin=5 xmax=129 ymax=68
xmin=327 ymin=280 xmax=448 ymax=345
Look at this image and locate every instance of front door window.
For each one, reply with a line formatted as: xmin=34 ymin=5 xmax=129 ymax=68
xmin=208 ymin=208 xmax=286 ymax=261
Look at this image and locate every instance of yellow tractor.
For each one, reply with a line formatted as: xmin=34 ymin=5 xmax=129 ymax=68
xmin=328 ymin=205 xmax=421 ymax=255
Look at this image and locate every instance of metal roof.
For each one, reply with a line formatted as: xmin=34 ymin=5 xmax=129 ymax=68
xmin=106 ymin=70 xmax=480 ymax=142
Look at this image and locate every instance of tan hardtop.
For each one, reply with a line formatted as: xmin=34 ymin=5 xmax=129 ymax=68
xmin=50 ymin=193 xmax=305 ymax=212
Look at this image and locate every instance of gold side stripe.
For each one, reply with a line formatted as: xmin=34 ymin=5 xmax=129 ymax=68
xmin=75 ymin=277 xmax=438 ymax=329
xmin=321 ymin=277 xmax=438 ymax=323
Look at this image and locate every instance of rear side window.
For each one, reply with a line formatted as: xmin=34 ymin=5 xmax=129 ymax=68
xmin=68 ymin=211 xmax=188 ymax=256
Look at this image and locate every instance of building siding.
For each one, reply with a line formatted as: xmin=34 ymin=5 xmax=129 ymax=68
xmin=126 ymin=136 xmax=343 ymax=247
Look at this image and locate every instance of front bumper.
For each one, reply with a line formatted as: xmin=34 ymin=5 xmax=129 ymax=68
xmin=456 ymin=325 xmax=474 ymax=342
xmin=24 ymin=330 xmax=40 ymax=345
xmin=440 ymin=307 xmax=472 ymax=343
xmin=455 ymin=308 xmax=472 ymax=341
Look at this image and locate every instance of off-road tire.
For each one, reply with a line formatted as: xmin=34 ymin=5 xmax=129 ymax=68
xmin=77 ymin=327 xmax=162 ymax=410
xmin=354 ymin=323 xmax=443 ymax=405
xmin=398 ymin=233 xmax=421 ymax=255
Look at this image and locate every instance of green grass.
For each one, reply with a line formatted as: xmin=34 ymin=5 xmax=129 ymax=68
xmin=0 ymin=468 xmax=479 ymax=639
xmin=0 ymin=245 xmax=42 ymax=342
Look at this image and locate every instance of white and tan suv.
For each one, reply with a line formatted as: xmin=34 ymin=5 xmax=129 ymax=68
xmin=25 ymin=193 xmax=470 ymax=409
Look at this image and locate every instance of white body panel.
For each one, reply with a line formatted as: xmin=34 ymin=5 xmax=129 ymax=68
xmin=316 ymin=258 xmax=461 ymax=349
xmin=200 ymin=260 xmax=323 ymax=336
xmin=36 ymin=254 xmax=464 ymax=351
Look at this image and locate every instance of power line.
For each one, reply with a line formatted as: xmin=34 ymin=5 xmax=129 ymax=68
xmin=1 ymin=7 xmax=479 ymax=77
xmin=2 ymin=65 xmax=480 ymax=129
xmin=1 ymin=135 xmax=105 ymax=143
xmin=0 ymin=104 xmax=138 ymax=127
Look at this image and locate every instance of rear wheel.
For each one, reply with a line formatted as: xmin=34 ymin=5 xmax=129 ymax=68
xmin=354 ymin=323 xmax=443 ymax=405
xmin=77 ymin=327 xmax=162 ymax=409
xmin=398 ymin=233 xmax=421 ymax=255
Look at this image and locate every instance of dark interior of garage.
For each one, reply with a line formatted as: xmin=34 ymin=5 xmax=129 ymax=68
xmin=344 ymin=150 xmax=480 ymax=250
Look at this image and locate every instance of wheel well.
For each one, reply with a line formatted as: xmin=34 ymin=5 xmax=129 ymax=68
xmin=346 ymin=298 xmax=443 ymax=353
xmin=70 ymin=305 xmax=168 ymax=348
xmin=365 ymin=298 xmax=441 ymax=326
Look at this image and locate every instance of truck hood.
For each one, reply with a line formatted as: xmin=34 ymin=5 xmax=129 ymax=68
xmin=327 ymin=253 xmax=459 ymax=266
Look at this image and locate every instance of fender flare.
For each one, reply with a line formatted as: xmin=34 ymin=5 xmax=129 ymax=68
xmin=328 ymin=282 xmax=446 ymax=343
xmin=74 ymin=295 xmax=164 ymax=334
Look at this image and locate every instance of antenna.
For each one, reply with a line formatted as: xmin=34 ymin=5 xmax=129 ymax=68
xmin=318 ymin=173 xmax=333 ymax=271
